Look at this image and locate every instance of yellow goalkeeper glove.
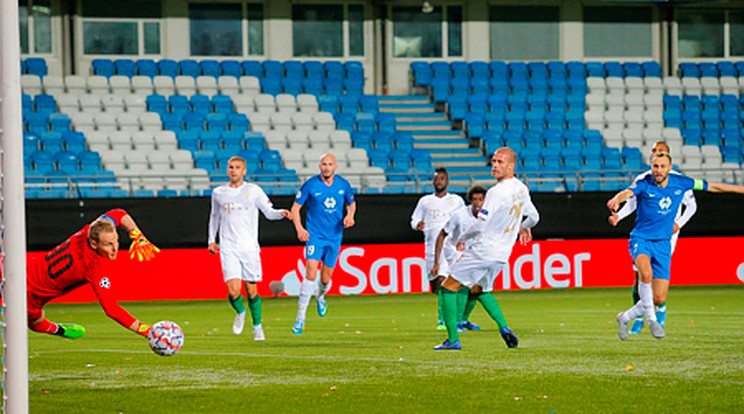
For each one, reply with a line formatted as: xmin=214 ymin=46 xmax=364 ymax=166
xmin=136 ymin=322 xmax=151 ymax=337
xmin=128 ymin=229 xmax=160 ymax=262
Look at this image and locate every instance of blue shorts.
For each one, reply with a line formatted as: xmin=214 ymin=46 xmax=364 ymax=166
xmin=305 ymin=238 xmax=342 ymax=268
xmin=629 ymin=237 xmax=672 ymax=281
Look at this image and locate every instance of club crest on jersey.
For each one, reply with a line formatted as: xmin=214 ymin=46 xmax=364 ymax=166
xmin=659 ymin=197 xmax=672 ymax=210
xmin=338 ymin=189 xmax=344 ymax=195
xmin=295 ymin=190 xmax=302 ymax=199
xmin=99 ymin=277 xmax=111 ymax=289
xmin=324 ymin=197 xmax=336 ymax=209
xmin=480 ymin=209 xmax=489 ymax=216
xmin=674 ymin=190 xmax=681 ymax=195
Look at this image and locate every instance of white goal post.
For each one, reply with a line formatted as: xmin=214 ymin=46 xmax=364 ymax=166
xmin=1 ymin=0 xmax=30 ymax=412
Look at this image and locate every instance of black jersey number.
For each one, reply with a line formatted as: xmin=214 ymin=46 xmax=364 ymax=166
xmin=46 ymin=239 xmax=73 ymax=279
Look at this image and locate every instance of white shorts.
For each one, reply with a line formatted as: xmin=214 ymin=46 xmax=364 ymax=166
xmin=220 ymin=250 xmax=262 ymax=283
xmin=426 ymin=252 xmax=450 ymax=281
xmin=449 ymin=251 xmax=506 ymax=293
xmin=632 ymin=234 xmax=678 ymax=272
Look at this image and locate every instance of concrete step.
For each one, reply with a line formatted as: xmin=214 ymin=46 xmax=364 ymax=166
xmin=432 ymin=156 xmax=489 ymax=167
xmin=428 ymin=148 xmax=483 ymax=157
xmin=397 ymin=120 xmax=452 ymax=131
xmin=377 ymin=95 xmax=430 ymax=104
xmin=379 ymin=103 xmax=436 ymax=113
xmin=390 ymin=112 xmax=449 ymax=122
xmin=413 ymin=138 xmax=470 ymax=149
xmin=410 ymin=130 xmax=466 ymax=139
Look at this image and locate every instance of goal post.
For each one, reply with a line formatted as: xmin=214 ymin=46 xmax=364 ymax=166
xmin=0 ymin=0 xmax=30 ymax=412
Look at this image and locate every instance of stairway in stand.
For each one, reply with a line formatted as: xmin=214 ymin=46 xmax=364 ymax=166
xmin=377 ymin=95 xmax=493 ymax=189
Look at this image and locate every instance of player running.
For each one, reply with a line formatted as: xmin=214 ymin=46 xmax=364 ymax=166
xmin=609 ymin=141 xmax=697 ymax=334
xmin=434 ymin=148 xmax=539 ymax=350
xmin=608 ymin=152 xmax=744 ymax=340
xmin=410 ymin=168 xmax=465 ymax=330
xmin=291 ymin=153 xmax=356 ymax=335
xmin=432 ymin=185 xmax=488 ymax=332
xmin=208 ymin=156 xmax=291 ymax=341
xmin=26 ymin=209 xmax=159 ymax=339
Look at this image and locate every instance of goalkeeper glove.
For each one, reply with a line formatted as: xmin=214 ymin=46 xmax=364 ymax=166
xmin=136 ymin=322 xmax=151 ymax=337
xmin=129 ymin=229 xmax=160 ymax=262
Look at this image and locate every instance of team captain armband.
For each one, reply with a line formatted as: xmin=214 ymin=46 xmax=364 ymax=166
xmin=98 ymin=209 xmax=127 ymax=226
xmin=693 ymin=179 xmax=708 ymax=191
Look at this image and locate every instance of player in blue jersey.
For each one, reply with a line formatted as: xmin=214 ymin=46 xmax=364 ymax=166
xmin=607 ymin=152 xmax=744 ymax=340
xmin=291 ymin=153 xmax=356 ymax=335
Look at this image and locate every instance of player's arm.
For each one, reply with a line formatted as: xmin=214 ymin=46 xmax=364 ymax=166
xmin=255 ymin=188 xmax=291 ymax=221
xmin=291 ymin=201 xmax=309 ymax=242
xmin=101 ymin=209 xmax=160 ymax=261
xmin=343 ymin=201 xmax=356 ymax=228
xmin=457 ymin=194 xmax=494 ymax=243
xmin=706 ymin=182 xmax=744 ymax=194
xmin=410 ymin=200 xmax=425 ymax=231
xmin=90 ymin=275 xmax=150 ymax=336
xmin=518 ymin=197 xmax=540 ymax=245
xmin=613 ymin=195 xmax=637 ymax=224
xmin=675 ymin=191 xmax=697 ymax=233
xmin=607 ymin=189 xmax=635 ymax=213
xmin=207 ymin=193 xmax=220 ymax=254
xmin=432 ymin=228 xmax=448 ymax=277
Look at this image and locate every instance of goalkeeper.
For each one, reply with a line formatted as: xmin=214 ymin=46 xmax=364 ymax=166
xmin=26 ymin=209 xmax=159 ymax=339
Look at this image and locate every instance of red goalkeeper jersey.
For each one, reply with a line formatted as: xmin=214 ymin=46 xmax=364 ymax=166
xmin=27 ymin=209 xmax=137 ymax=329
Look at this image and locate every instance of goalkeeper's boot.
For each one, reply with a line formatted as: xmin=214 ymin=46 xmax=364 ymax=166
xmin=616 ymin=313 xmax=630 ymax=341
xmin=648 ymin=320 xmax=665 ymax=339
xmin=500 ymin=327 xmax=519 ymax=348
xmin=58 ymin=323 xmax=86 ymax=339
xmin=462 ymin=320 xmax=481 ymax=331
xmin=457 ymin=322 xmax=466 ymax=334
xmin=233 ymin=311 xmax=246 ymax=335
xmin=629 ymin=317 xmax=644 ymax=335
xmin=316 ymin=295 xmax=327 ymax=318
xmin=436 ymin=320 xmax=447 ymax=331
xmin=291 ymin=319 xmax=304 ymax=336
xmin=433 ymin=339 xmax=461 ymax=351
xmin=655 ymin=305 xmax=667 ymax=329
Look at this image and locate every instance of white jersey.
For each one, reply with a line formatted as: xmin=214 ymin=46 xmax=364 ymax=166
xmin=441 ymin=205 xmax=478 ymax=264
xmin=208 ymin=182 xmax=285 ymax=251
xmin=459 ymin=177 xmax=539 ymax=262
xmin=617 ymin=170 xmax=697 ymax=230
xmin=410 ymin=192 xmax=465 ymax=259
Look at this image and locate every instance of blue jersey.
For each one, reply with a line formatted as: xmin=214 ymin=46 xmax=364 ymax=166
xmin=630 ymin=173 xmax=707 ymax=241
xmin=295 ymin=175 xmax=355 ymax=242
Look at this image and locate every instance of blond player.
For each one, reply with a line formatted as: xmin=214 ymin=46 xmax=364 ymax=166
xmin=208 ymin=156 xmax=291 ymax=341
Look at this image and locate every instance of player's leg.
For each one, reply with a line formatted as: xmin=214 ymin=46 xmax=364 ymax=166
xmin=427 ymin=254 xmax=446 ymax=330
xmin=243 ymin=252 xmax=265 ymax=340
xmin=629 ymin=270 xmax=645 ymax=334
xmin=28 ymin=306 xmax=85 ymax=339
xmin=473 ymin=284 xmax=518 ymax=348
xmin=222 ymin=251 xmax=247 ymax=335
xmin=652 ymin=278 xmax=670 ymax=328
xmin=315 ymin=243 xmax=340 ymax=318
xmin=433 ymin=276 xmax=462 ymax=350
xmin=616 ymin=240 xmax=652 ymax=340
xmin=455 ymin=286 xmax=468 ymax=333
xmin=460 ymin=291 xmax=481 ymax=331
xmin=294 ymin=243 xmax=321 ymax=335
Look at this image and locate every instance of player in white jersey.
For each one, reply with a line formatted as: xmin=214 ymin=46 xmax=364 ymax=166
xmin=434 ymin=148 xmax=539 ymax=351
xmin=432 ymin=185 xmax=488 ymax=332
xmin=410 ymin=167 xmax=465 ymax=330
xmin=608 ymin=141 xmax=697 ymax=334
xmin=208 ymin=156 xmax=291 ymax=341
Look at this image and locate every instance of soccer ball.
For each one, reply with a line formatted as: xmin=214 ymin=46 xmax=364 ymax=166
xmin=147 ymin=321 xmax=184 ymax=357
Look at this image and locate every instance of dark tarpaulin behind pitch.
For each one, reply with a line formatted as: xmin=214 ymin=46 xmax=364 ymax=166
xmin=25 ymin=192 xmax=744 ymax=251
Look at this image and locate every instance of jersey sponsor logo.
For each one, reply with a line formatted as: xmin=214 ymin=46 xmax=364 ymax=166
xmin=659 ymin=196 xmax=672 ymax=210
xmin=648 ymin=193 xmax=656 ymax=198
xmin=324 ymin=197 xmax=337 ymax=210
xmin=295 ymin=190 xmax=302 ymax=199
xmin=314 ymin=192 xmax=322 ymax=196
xmin=480 ymin=209 xmax=489 ymax=216
xmin=99 ymin=277 xmax=111 ymax=289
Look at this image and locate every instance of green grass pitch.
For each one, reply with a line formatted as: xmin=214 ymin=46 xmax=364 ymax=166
xmin=28 ymin=286 xmax=743 ymax=413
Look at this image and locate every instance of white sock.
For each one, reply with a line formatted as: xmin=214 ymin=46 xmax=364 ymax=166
xmin=638 ymin=282 xmax=657 ymax=322
xmin=622 ymin=301 xmax=645 ymax=322
xmin=296 ymin=278 xmax=316 ymax=321
xmin=317 ymin=279 xmax=332 ymax=298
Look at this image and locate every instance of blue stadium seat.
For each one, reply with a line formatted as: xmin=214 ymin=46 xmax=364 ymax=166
xmin=34 ymin=94 xmax=57 ymax=115
xmin=355 ymin=112 xmax=376 ymax=133
xmin=179 ymin=59 xmax=200 ymax=77
xmin=79 ymin=151 xmax=102 ymax=170
xmin=40 ymin=132 xmax=64 ymax=153
xmin=158 ymin=59 xmax=179 ymax=78
xmin=115 ymin=59 xmax=136 ymax=77
xmin=242 ymin=61 xmax=263 ymax=78
xmin=367 ymin=149 xmax=390 ymax=169
xmin=136 ymin=59 xmax=158 ymax=77
xmin=92 ymin=59 xmax=115 ymax=77
xmin=411 ymin=62 xmax=433 ymax=87
xmin=304 ymin=61 xmax=325 ymax=79
xmin=351 ymin=131 xmax=372 ymax=151
xmin=222 ymin=131 xmax=245 ymax=152
xmin=31 ymin=150 xmax=55 ymax=171
xmin=642 ymin=61 xmax=662 ymax=77
xmin=162 ymin=113 xmax=184 ymax=131
xmin=212 ymin=95 xmax=233 ymax=114
xmin=302 ymin=77 xmax=324 ymax=96
xmin=62 ymin=131 xmax=86 ymax=153
xmin=26 ymin=112 xmax=49 ymax=135
xmin=221 ymin=60 xmax=242 ymax=78
xmin=340 ymin=95 xmax=360 ymax=115
xmin=359 ymin=95 xmax=379 ymax=113
xmin=376 ymin=113 xmax=396 ymax=135
xmin=206 ymin=113 xmax=228 ymax=132
xmin=54 ymin=151 xmax=79 ymax=171
xmin=169 ymin=95 xmax=190 ymax=116
xmin=190 ymin=94 xmax=212 ymax=115
xmin=263 ymin=60 xmax=283 ymax=79
xmin=200 ymin=60 xmax=221 ymax=78
xmin=228 ymin=112 xmax=249 ymax=132
xmin=200 ymin=131 xmax=222 ymax=152
xmin=183 ymin=112 xmax=206 ymax=130
xmin=146 ymin=94 xmax=167 ymax=114
xmin=372 ymin=132 xmax=394 ymax=152
xmin=48 ymin=113 xmax=71 ymax=133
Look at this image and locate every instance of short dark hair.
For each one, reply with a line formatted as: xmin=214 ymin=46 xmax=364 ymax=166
xmin=466 ymin=185 xmax=487 ymax=202
xmin=652 ymin=152 xmax=672 ymax=164
xmin=434 ymin=167 xmax=448 ymax=177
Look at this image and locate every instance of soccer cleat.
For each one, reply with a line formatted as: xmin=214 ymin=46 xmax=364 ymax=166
xmin=500 ymin=327 xmax=519 ymax=348
xmin=59 ymin=323 xmax=85 ymax=339
xmin=291 ymin=319 xmax=304 ymax=336
xmin=433 ymin=339 xmax=462 ymax=351
xmin=461 ymin=320 xmax=481 ymax=331
xmin=655 ymin=307 xmax=667 ymax=329
xmin=457 ymin=322 xmax=466 ymax=333
xmin=436 ymin=320 xmax=447 ymax=331
xmin=316 ymin=295 xmax=327 ymax=318
xmin=232 ymin=311 xmax=246 ymax=335
xmin=252 ymin=324 xmax=265 ymax=341
xmin=616 ymin=313 xmax=630 ymax=341
xmin=629 ymin=317 xmax=644 ymax=335
xmin=648 ymin=320 xmax=666 ymax=339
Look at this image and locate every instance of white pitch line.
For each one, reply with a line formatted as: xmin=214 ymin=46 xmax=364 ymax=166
xmin=32 ymin=348 xmax=744 ymax=386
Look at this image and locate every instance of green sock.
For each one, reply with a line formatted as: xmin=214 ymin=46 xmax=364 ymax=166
xmin=657 ymin=301 xmax=667 ymax=310
xmin=477 ymin=292 xmax=508 ymax=331
xmin=437 ymin=289 xmax=444 ymax=322
xmin=463 ymin=292 xmax=478 ymax=322
xmin=456 ymin=287 xmax=469 ymax=323
xmin=248 ymin=295 xmax=262 ymax=326
xmin=441 ymin=288 xmax=459 ymax=343
xmin=631 ymin=284 xmax=640 ymax=304
xmin=229 ymin=294 xmax=246 ymax=314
